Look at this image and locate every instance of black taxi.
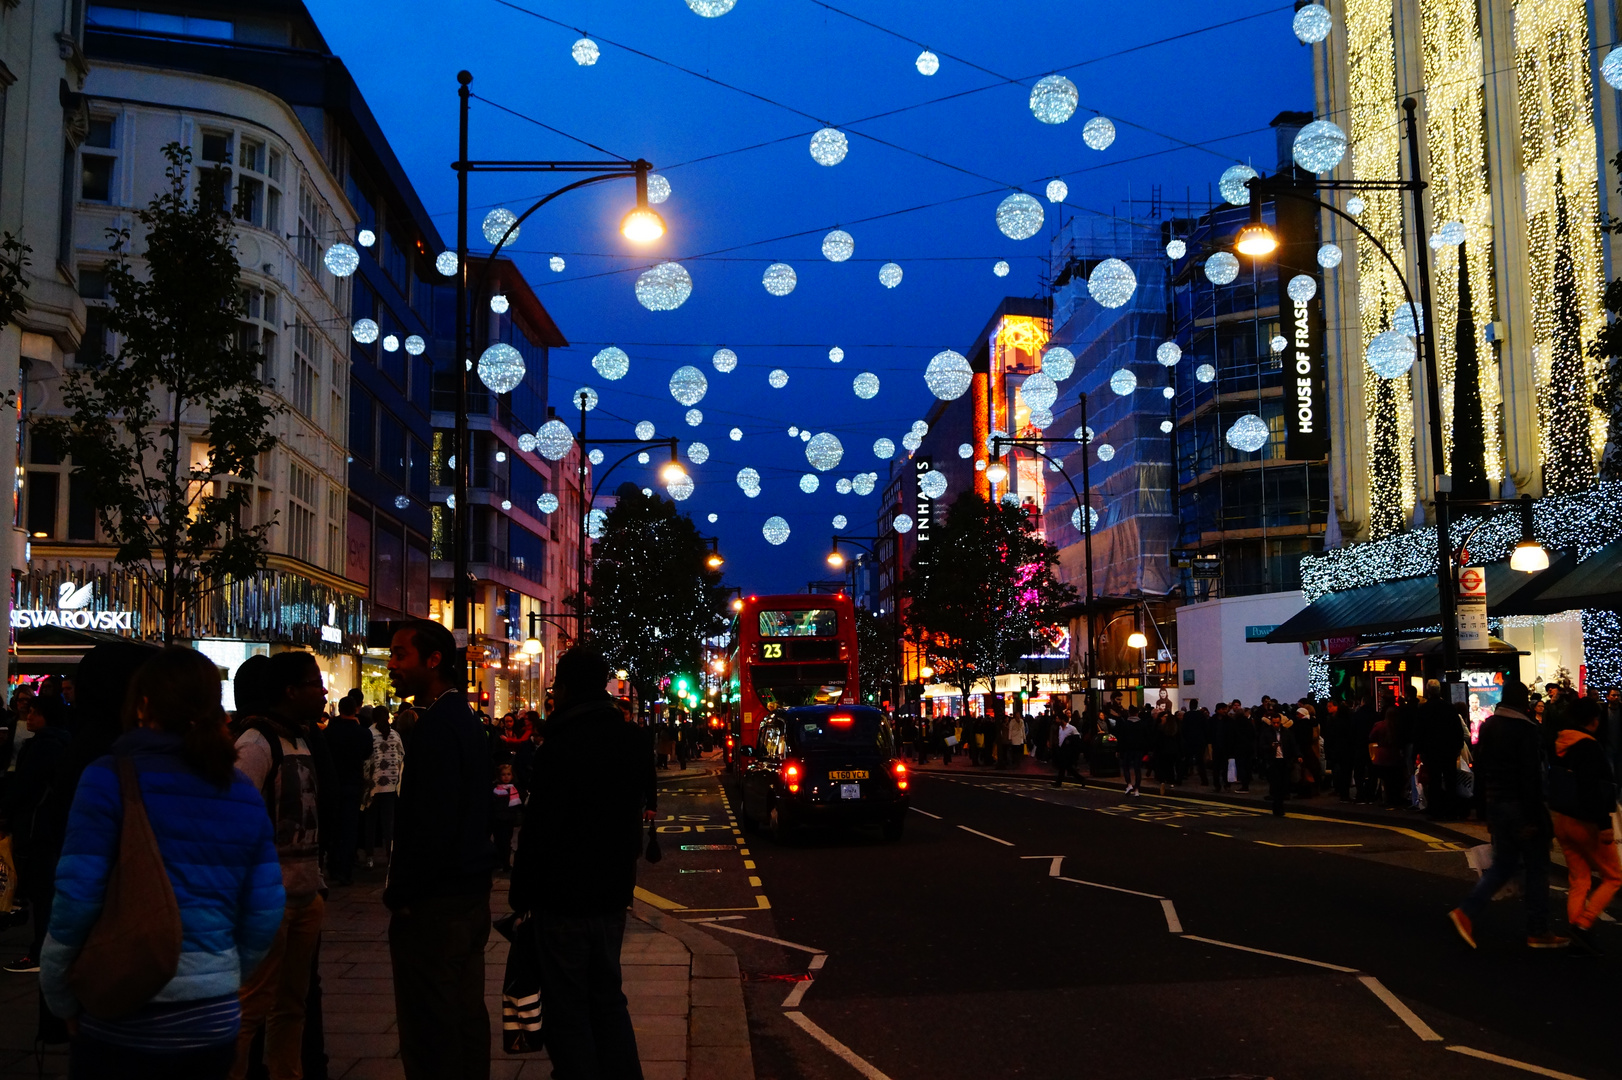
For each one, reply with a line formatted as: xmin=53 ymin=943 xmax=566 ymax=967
xmin=737 ymin=705 xmax=909 ymax=841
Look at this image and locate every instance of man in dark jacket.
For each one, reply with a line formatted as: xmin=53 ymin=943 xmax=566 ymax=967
xmin=511 ymin=646 xmax=655 ymax=1080
xmin=1449 ymin=680 xmax=1567 ymax=950
xmin=325 ymin=692 xmax=371 ymax=886
xmin=1417 ymin=680 xmax=1465 ymax=820
xmin=1259 ymin=708 xmax=1300 ymax=817
xmin=386 ymin=620 xmax=494 ymax=1080
xmin=0 ymin=693 xmax=71 ymax=974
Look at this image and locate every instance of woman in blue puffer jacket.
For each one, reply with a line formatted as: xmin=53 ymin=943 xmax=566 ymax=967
xmin=40 ymin=645 xmax=286 ymax=1079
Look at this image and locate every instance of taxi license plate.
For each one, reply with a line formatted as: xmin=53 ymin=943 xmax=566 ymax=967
xmin=839 ymin=784 xmax=861 ymax=800
xmin=828 ymin=770 xmax=869 ymax=780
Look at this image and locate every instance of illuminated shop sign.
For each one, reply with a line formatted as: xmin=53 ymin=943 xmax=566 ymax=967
xmin=10 ymin=581 xmax=134 ymax=632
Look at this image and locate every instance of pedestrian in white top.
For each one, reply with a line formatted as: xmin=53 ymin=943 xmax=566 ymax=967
xmin=361 ymin=708 xmax=404 ymax=869
xmin=1052 ymin=717 xmax=1084 ymax=787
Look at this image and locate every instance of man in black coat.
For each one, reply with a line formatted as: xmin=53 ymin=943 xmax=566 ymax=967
xmin=325 ymin=691 xmax=371 ymax=885
xmin=511 ymin=646 xmax=656 ymax=1080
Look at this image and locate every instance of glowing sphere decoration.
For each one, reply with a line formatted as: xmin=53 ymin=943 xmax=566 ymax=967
xmin=1317 ymin=243 xmax=1343 ymax=269
xmin=874 ymin=438 xmax=895 ymax=460
xmin=572 ymin=38 xmax=599 ymax=65
xmin=482 ymin=208 xmax=519 ymax=246
xmin=352 ymin=319 xmax=379 ymax=344
xmin=712 ymin=348 xmax=738 ymax=373
xmin=445 ymin=495 xmax=455 ymax=510
xmin=902 ymin=432 xmax=922 ymax=452
xmin=1293 ymin=4 xmax=1332 ymax=43
xmin=668 ymin=473 xmax=694 ymax=501
xmin=1020 ymin=371 xmax=1058 ymax=411
xmin=550 ymin=256 xmax=565 ymax=272
xmin=323 ymin=243 xmax=359 ymax=277
xmin=836 ymin=478 xmax=852 ymax=494
xmin=1204 ymin=251 xmax=1240 ymax=285
xmin=958 ymin=443 xmax=973 ymax=459
xmin=382 ymin=335 xmax=400 ymax=353
xmin=912 ymin=421 xmax=929 ymax=437
xmin=709 ymin=513 xmax=718 ymax=523
xmin=1082 ymin=116 xmax=1116 ymax=150
xmin=1096 ymin=443 xmax=1116 ymax=462
xmin=517 ymin=434 xmax=537 ymax=453
xmin=916 ymin=49 xmax=939 ymax=75
xmin=800 ymin=474 xmax=819 ymax=494
xmin=919 ymin=470 xmax=947 ymax=499
xmin=1046 ymin=179 xmax=1069 ymax=203
xmin=1604 ymin=50 xmax=1622 ymax=89
xmin=358 ymin=230 xmax=376 ymax=248
xmin=737 ymin=469 xmax=761 ymax=496
xmin=637 ymin=452 xmax=650 ymax=464
xmin=1088 ymin=258 xmax=1136 ymax=308
xmin=586 ymin=509 xmax=608 ymax=539
xmin=833 ymin=514 xmax=848 ymax=529
xmin=537 ymin=493 xmax=559 ymax=514
xmin=1219 ymin=165 xmax=1258 ymax=206
xmin=478 ymin=343 xmax=526 ymax=394
xmin=1029 ymin=74 xmax=1078 ymax=124
xmin=996 ymin=193 xmax=1045 ymax=240
xmin=1225 ymin=413 xmax=1270 ymax=453
xmin=1162 ymin=386 xmax=1175 ymax=399
xmin=768 ymin=369 xmax=789 ymax=389
xmin=806 ymin=432 xmax=844 ymax=471
xmin=573 ymin=386 xmax=599 ymax=412
xmin=1166 ymin=239 xmax=1187 ymax=259
xmin=1366 ymin=330 xmax=1417 ymax=379
xmin=986 ymin=428 xmax=1009 ymax=453
xmin=685 ymin=409 xmax=703 ymax=426
xmin=1272 ymin=335 xmax=1288 ymax=354
xmin=729 ymin=427 xmax=742 ymax=441
xmin=1438 ymin=220 xmax=1466 ymax=246
xmin=829 ymin=347 xmax=844 ymax=363
xmin=1109 ymin=368 xmax=1138 ymax=396
xmin=888 ymin=514 xmax=912 ymax=536
xmin=1072 ymin=507 xmax=1099 ymax=533
xmin=1346 ymin=195 xmax=1365 ymax=216
xmin=1196 ymin=363 xmax=1217 ymax=383
xmin=404 ymin=335 xmax=425 ymax=356
xmin=853 ymin=372 xmax=880 ymax=399
xmin=994 ymin=260 xmax=1010 ymax=277
xmin=1393 ymin=302 xmax=1424 ymax=337
xmin=669 ymin=365 xmax=708 ymax=406
xmin=686 ymin=442 xmax=710 ymax=464
xmin=647 ymin=174 xmax=671 ymax=204
xmin=1160 ymin=420 xmax=1174 ymax=433
xmin=534 ymin=419 xmax=574 ymax=461
xmin=853 ymin=474 xmax=876 ymax=496
xmin=763 ymin=516 xmax=791 ymax=545
xmin=687 ymin=0 xmax=736 ymax=15
xmin=1029 ymin=408 xmax=1053 ymax=430
xmin=1074 ymin=426 xmax=1092 ymax=442
xmin=1293 ymin=120 xmax=1348 ymax=173
xmin=589 ymin=449 xmax=605 ymax=466
xmin=809 ymin=128 xmax=848 ymax=166
xmin=788 ymin=426 xmax=799 ymax=437
xmin=1041 ymin=346 xmax=1076 ymax=381
xmin=1156 ymin=342 xmax=1182 ymax=367
xmin=635 ymin=261 xmax=692 ymax=311
xmin=822 ymin=230 xmax=854 ymax=262
xmin=636 ymin=421 xmax=656 ymax=441
xmin=925 ymin=349 xmax=973 ymax=400
xmin=593 ymin=347 xmax=630 ymax=381
xmin=394 ymin=495 xmax=411 ymax=510
xmin=763 ymin=263 xmax=797 ymax=296
xmin=1287 ymin=274 xmax=1318 ymax=302
xmin=435 ymin=250 xmax=458 ymax=276
xmin=878 ymin=262 xmax=903 ymax=288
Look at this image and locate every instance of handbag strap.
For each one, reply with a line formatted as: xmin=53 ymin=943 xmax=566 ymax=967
xmin=116 ymin=754 xmax=142 ymax=813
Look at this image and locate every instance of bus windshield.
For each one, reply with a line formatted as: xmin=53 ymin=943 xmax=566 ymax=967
xmin=758 ymin=608 xmax=837 ymax=638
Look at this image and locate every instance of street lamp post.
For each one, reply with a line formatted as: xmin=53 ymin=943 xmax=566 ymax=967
xmin=828 ymin=535 xmax=899 ymax=710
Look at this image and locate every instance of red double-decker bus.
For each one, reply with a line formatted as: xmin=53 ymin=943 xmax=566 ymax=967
xmin=728 ymin=593 xmax=858 ymax=750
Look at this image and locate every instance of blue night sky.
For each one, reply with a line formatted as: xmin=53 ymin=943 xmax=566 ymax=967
xmin=306 ymin=0 xmax=1312 ymax=595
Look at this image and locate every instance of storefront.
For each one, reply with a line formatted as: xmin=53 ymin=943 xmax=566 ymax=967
xmin=1327 ymin=636 xmax=1523 ymax=737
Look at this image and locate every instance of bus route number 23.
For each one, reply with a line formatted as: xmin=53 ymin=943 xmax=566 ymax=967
xmin=761 ymin=643 xmax=783 ymax=659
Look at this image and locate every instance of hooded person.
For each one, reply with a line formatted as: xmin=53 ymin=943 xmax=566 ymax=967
xmin=1546 ymin=698 xmax=1620 ymax=953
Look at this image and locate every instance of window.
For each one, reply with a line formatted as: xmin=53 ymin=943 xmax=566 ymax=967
xmin=87 ymin=6 xmax=234 ymax=39
xmin=289 ymin=320 xmax=319 ymax=419
xmin=378 ymin=410 xmax=407 ymax=488
xmin=328 ymin=486 xmax=343 ymax=573
xmin=287 ymin=460 xmax=317 ymax=563
xmin=239 ymin=286 xmax=279 ymax=384
xmin=296 ymin=181 xmax=325 ymax=279
xmin=348 ymin=384 xmax=374 ymax=463
xmin=79 ymin=264 xmax=110 ymax=364
xmin=81 ymin=117 xmax=117 ymax=202
xmin=233 ymin=136 xmax=283 ymax=230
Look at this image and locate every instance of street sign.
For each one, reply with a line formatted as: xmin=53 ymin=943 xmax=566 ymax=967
xmin=1456 ymin=564 xmax=1488 ymax=650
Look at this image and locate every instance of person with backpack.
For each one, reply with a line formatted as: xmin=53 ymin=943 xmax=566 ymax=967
xmin=1546 ymin=698 xmax=1620 ymax=954
xmin=229 ymin=651 xmax=329 ymax=1079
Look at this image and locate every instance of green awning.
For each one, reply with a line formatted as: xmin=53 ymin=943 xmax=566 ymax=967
xmin=1500 ymin=538 xmax=1622 ymax=616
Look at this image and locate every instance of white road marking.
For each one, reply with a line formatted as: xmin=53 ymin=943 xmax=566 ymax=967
xmin=1160 ymin=899 xmax=1183 ymax=934
xmin=1018 ymin=855 xmax=1065 ymax=877
xmin=682 ymin=915 xmax=747 ymax=923
xmin=910 ymin=807 xmax=943 ymax=819
xmin=782 ymin=978 xmax=813 ymax=1008
xmin=1446 ymin=1045 xmax=1591 ymax=1080
xmin=1358 ymin=976 xmax=1441 ymax=1041
xmin=1180 ymin=934 xmax=1359 ymax=972
xmin=1057 ymin=876 xmax=1165 ymax=900
xmin=785 ymin=1011 xmax=897 ymax=1080
xmin=808 ymin=953 xmax=827 ymax=970
xmin=957 ymin=825 xmax=1014 ymax=846
xmin=701 ymin=922 xmax=826 ymax=955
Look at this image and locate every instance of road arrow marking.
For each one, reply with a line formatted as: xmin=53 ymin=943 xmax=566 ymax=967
xmin=1445 ymin=1046 xmax=1589 ymax=1079
xmin=1057 ymin=876 xmax=1164 ymax=900
xmin=1180 ymin=934 xmax=1358 ymax=972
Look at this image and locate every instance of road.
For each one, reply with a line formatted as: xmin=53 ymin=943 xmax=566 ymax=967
xmin=635 ymin=758 xmax=1618 ymax=1080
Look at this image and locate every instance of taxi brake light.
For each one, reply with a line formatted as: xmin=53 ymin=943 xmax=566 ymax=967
xmin=891 ymin=759 xmax=909 ymax=791
xmin=827 ymin=714 xmax=854 ymax=725
xmin=782 ymin=759 xmax=801 ymax=794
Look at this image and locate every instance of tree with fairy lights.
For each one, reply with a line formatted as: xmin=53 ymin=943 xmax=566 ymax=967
xmin=588 ymin=483 xmax=728 ymax=701
xmin=1451 ymin=245 xmax=1490 ymax=500
xmin=1368 ymin=371 xmax=1406 ymax=539
xmin=1544 ymin=167 xmax=1593 ymax=495
xmin=853 ymin=608 xmax=894 ymax=706
xmin=1588 ymin=151 xmax=1622 ymax=482
xmin=902 ymin=493 xmax=1075 ymax=716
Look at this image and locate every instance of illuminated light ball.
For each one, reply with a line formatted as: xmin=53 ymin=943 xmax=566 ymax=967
xmin=975 ymin=459 xmax=987 ymax=472
xmin=806 ymin=432 xmax=844 ymax=471
xmin=874 ymin=437 xmax=895 ymax=460
xmin=1041 ymin=346 xmax=1075 ymax=381
xmin=465 ymin=360 xmax=472 ymax=371
xmin=1166 ymin=239 xmax=1187 ymax=259
xmin=686 ymin=409 xmax=703 ymax=426
xmin=1438 ymin=220 xmax=1467 ymax=246
xmin=1029 ymin=74 xmax=1078 ymax=124
xmin=635 ymin=261 xmax=692 ymax=311
xmin=916 ymin=49 xmax=939 ymax=75
xmin=1317 ymin=243 xmax=1343 ymax=269
xmin=833 ymin=514 xmax=848 ymax=529
xmin=669 ymin=364 xmax=708 ymax=406
xmin=1366 ymin=330 xmax=1417 ymax=379
xmin=1109 ymin=368 xmax=1137 ymax=396
xmin=687 ymin=0 xmax=736 ymax=15
xmin=1157 ymin=342 xmax=1182 ymax=367
xmin=686 ymin=442 xmax=710 ymax=464
xmin=323 ymin=243 xmax=359 ymax=277
xmin=800 ymin=430 xmax=811 ymax=446
xmin=641 ymin=488 xmax=653 ymax=497
xmin=351 ymin=318 xmax=379 ymax=344
xmin=637 ymin=452 xmax=650 ymax=464
xmin=1096 ymin=443 xmax=1115 ymax=462
xmin=1046 ymin=179 xmax=1069 ymax=203
xmin=1219 ymin=165 xmax=1258 ymax=206
xmin=763 ymin=262 xmax=797 ymax=296
xmin=729 ymin=427 xmax=742 ymax=441
xmin=647 ymin=174 xmax=671 ymax=204
xmin=800 ymin=473 xmax=820 ymax=494
xmin=822 ymin=230 xmax=854 ymax=262
xmin=1196 ymin=363 xmax=1217 ymax=383
xmin=763 ymin=516 xmax=791 ymax=545
xmin=1162 ymin=386 xmax=1174 ymax=399
xmin=534 ymin=418 xmax=575 ymax=461
xmin=478 ymin=343 xmax=526 ymax=394
xmin=537 ymin=493 xmax=559 ymax=514
xmin=1072 ymin=507 xmax=1099 ymax=533
xmin=1074 ymin=426 xmax=1092 ymax=442
xmin=958 ymin=443 xmax=973 ymax=459
xmin=381 ymin=335 xmax=401 ymax=354
xmin=985 ymin=427 xmax=1009 ymax=453
xmin=589 ymin=449 xmax=605 ymax=465
xmin=636 ymin=421 xmax=656 ymax=441
xmin=994 ymin=260 xmax=1010 ymax=277
xmin=853 ymin=372 xmax=880 ymax=399
xmin=445 ymin=495 xmax=456 ymax=510
xmin=852 ymin=474 xmax=875 ymax=496
xmin=435 ymin=250 xmax=458 ymax=276
xmin=1393 ymin=302 xmax=1424 ymax=337
xmin=1287 ymin=274 xmax=1318 ymax=302
xmin=1272 ymin=335 xmax=1288 ymax=353
xmin=902 ymin=432 xmax=922 ymax=452
xmin=1344 ymin=196 xmax=1366 ymax=218
xmin=394 ymin=494 xmax=411 ymax=510
xmin=572 ymin=37 xmax=599 ymax=65
xmin=768 ymin=368 xmax=789 ymax=389
xmin=712 ymin=348 xmax=738 ymax=373
xmin=358 ymin=229 xmax=376 ymax=248
xmin=1225 ymin=413 xmax=1270 ymax=453
xmin=1160 ymin=420 xmax=1174 ymax=433
xmin=736 ymin=467 xmax=760 ymax=493
xmin=829 ymin=347 xmax=844 ymax=363
xmin=789 ymin=426 xmax=800 ymax=437
xmin=912 ymin=420 xmax=929 ymax=437
xmin=668 ymin=473 xmax=695 ymax=501
xmin=1293 ymin=3 xmax=1332 ymax=43
xmin=1428 ymin=232 xmax=1446 ymax=251
xmin=893 ymin=514 xmax=915 ymax=535
xmin=1021 ymin=371 xmax=1058 ymax=411
xmin=1293 ymin=120 xmax=1348 ymax=173
xmin=996 ymin=193 xmax=1045 ymax=240
xmin=709 ymin=513 xmax=718 ymax=523
xmin=405 ymin=335 xmax=425 ymax=356
xmin=1082 ymin=116 xmax=1116 ymax=150
xmin=925 ymin=349 xmax=973 ymax=400
xmin=1604 ymin=50 xmax=1622 ymax=89
xmin=809 ymin=128 xmax=848 ymax=166
xmin=482 ymin=207 xmax=519 ymax=246
xmin=573 ymin=386 xmax=599 ymax=411
xmin=1029 ymin=408 xmax=1053 ymax=430
xmin=1088 ymin=258 xmax=1137 ymax=308
xmin=517 ymin=433 xmax=538 ymax=453
xmin=593 ymin=346 xmax=630 ymax=381
xmin=836 ymin=478 xmax=852 ymax=494
xmin=550 ymin=256 xmax=565 ymax=272
xmin=586 ymin=509 xmax=608 ymax=539
xmin=1204 ymin=251 xmax=1240 ymax=285
xmin=879 ymin=262 xmax=903 ymax=288
xmin=919 ymin=470 xmax=947 ymax=499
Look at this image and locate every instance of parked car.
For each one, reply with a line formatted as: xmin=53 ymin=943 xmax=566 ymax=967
xmin=738 ymin=705 xmax=909 ymax=841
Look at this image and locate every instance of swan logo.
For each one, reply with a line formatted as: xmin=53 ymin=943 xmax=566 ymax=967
xmin=10 ymin=581 xmax=135 ymax=631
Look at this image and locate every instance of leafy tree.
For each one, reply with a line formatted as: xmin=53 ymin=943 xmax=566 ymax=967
xmin=589 ymin=482 xmax=727 ymax=700
xmin=854 ymin=607 xmax=895 ymax=706
xmin=902 ymin=493 xmax=1076 ymax=715
xmin=34 ymin=143 xmax=278 ymax=642
xmin=0 ymin=232 xmax=31 ymax=331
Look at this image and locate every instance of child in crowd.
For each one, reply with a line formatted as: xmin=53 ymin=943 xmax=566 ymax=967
xmin=491 ymin=762 xmax=523 ymax=873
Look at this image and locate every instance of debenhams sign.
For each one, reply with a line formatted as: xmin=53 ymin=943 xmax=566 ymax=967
xmin=10 ymin=582 xmax=134 ymax=632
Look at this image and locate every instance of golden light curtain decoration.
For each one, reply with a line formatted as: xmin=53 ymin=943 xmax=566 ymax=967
xmin=1513 ymin=0 xmax=1605 ymax=480
xmin=1345 ymin=0 xmax=1414 ymax=538
xmin=1419 ymin=0 xmax=1502 ymax=481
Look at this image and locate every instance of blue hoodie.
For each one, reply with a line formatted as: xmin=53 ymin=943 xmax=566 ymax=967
xmin=40 ymin=728 xmax=285 ymax=1021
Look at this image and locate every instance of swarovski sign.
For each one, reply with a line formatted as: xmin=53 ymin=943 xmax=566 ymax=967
xmin=10 ymin=581 xmax=135 ymax=632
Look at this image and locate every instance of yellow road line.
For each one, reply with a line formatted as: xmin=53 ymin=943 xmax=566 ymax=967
xmin=634 ymin=886 xmax=688 ymax=911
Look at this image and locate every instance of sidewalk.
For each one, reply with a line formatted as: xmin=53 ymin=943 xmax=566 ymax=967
xmin=0 ymin=875 xmax=752 ymax=1080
